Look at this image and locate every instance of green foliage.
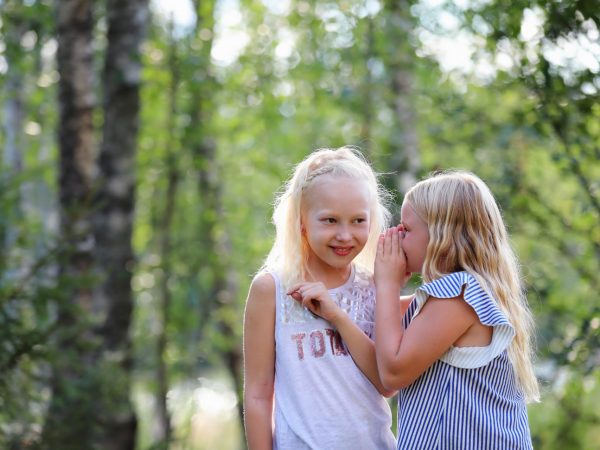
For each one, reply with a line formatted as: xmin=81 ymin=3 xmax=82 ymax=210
xmin=419 ymin=2 xmax=600 ymax=448
xmin=0 ymin=184 xmax=59 ymax=447
xmin=2 ymin=0 xmax=599 ymax=449
xmin=529 ymin=371 xmax=600 ymax=449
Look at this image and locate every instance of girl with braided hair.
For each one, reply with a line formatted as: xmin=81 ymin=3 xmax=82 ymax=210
xmin=243 ymin=146 xmax=396 ymax=450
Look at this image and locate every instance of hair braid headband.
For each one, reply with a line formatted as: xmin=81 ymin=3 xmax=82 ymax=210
xmin=302 ymin=166 xmax=335 ymax=189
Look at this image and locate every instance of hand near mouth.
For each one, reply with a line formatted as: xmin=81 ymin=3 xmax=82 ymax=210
xmin=374 ymin=227 xmax=411 ymax=292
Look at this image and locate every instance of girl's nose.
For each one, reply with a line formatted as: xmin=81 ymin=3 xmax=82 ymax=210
xmin=336 ymin=226 xmax=351 ymax=241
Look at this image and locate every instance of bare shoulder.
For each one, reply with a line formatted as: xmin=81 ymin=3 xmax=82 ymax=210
xmin=248 ymin=272 xmax=276 ymax=297
xmin=244 ymin=272 xmax=276 ymax=339
xmin=246 ymin=272 xmax=276 ymax=307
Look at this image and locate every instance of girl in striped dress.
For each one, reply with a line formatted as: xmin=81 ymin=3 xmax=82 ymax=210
xmin=374 ymin=170 xmax=539 ymax=450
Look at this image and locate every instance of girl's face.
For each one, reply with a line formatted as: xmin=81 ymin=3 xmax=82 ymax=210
xmin=301 ymin=175 xmax=371 ymax=274
xmin=400 ymin=201 xmax=429 ymax=273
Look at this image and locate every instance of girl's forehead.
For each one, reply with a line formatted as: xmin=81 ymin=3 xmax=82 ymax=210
xmin=306 ymin=174 xmax=369 ymax=193
xmin=400 ymin=201 xmax=422 ymax=222
xmin=400 ymin=201 xmax=413 ymax=216
xmin=303 ymin=175 xmax=371 ymax=208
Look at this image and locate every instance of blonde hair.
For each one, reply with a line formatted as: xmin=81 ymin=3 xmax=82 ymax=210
xmin=404 ymin=170 xmax=540 ymax=403
xmin=263 ymin=146 xmax=391 ymax=288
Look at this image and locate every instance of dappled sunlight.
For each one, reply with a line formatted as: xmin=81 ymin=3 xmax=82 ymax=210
xmin=174 ymin=377 xmax=242 ymax=450
xmin=3 ymin=0 xmax=599 ymax=448
xmin=135 ymin=375 xmax=242 ymax=450
xmin=192 ymin=378 xmax=238 ymax=418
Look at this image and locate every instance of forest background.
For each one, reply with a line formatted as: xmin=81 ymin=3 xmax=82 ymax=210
xmin=0 ymin=0 xmax=599 ymax=449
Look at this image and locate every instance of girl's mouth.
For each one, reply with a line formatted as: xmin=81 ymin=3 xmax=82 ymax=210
xmin=331 ymin=246 xmax=352 ymax=256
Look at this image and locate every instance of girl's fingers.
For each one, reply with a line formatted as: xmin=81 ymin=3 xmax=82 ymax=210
xmin=301 ymin=287 xmax=314 ymax=300
xmin=377 ymin=233 xmax=385 ymax=256
xmin=286 ymin=283 xmax=302 ymax=296
xmin=391 ymin=226 xmax=399 ymax=254
xmin=383 ymin=227 xmax=401 ymax=258
xmin=384 ymin=228 xmax=393 ymax=255
xmin=291 ymin=284 xmax=321 ymax=301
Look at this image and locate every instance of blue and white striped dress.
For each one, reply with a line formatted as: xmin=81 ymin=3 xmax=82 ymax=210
xmin=396 ymin=271 xmax=533 ymax=450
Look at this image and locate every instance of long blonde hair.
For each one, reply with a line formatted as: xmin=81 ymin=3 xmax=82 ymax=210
xmin=405 ymin=170 xmax=540 ymax=403
xmin=263 ymin=146 xmax=391 ymax=288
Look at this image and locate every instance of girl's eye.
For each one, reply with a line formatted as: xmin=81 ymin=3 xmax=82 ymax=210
xmin=323 ymin=218 xmax=336 ymax=223
xmin=354 ymin=218 xmax=366 ymax=224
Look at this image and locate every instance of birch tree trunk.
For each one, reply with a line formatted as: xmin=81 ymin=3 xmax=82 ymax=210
xmin=153 ymin=21 xmax=180 ymax=447
xmin=1 ymin=2 xmax=27 ymax=254
xmin=384 ymin=0 xmax=421 ymax=198
xmin=42 ymin=0 xmax=97 ymax=447
xmin=360 ymin=18 xmax=375 ymax=157
xmin=90 ymin=0 xmax=149 ymax=448
xmin=3 ymin=32 xmax=25 ymax=176
xmin=188 ymin=0 xmax=244 ymax=432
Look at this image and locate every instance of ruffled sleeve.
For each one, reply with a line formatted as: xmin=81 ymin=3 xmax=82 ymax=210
xmin=412 ymin=271 xmax=515 ymax=368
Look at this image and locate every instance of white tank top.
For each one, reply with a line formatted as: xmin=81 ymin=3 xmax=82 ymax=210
xmin=270 ymin=265 xmax=396 ymax=450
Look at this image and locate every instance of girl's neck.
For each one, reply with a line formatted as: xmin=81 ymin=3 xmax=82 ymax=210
xmin=305 ymin=258 xmax=353 ymax=289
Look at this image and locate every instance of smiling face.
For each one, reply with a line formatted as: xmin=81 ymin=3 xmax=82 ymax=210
xmin=400 ymin=201 xmax=430 ymax=273
xmin=301 ymin=175 xmax=371 ymax=276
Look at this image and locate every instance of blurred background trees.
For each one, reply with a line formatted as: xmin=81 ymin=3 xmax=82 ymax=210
xmin=0 ymin=0 xmax=598 ymax=449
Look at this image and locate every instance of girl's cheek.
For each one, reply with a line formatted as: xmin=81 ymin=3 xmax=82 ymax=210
xmin=401 ymin=239 xmax=411 ymax=256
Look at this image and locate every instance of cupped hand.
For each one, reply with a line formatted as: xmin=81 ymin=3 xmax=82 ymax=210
xmin=287 ymin=281 xmax=341 ymax=323
xmin=374 ymin=226 xmax=411 ymax=291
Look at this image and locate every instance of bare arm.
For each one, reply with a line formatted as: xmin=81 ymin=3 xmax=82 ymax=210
xmin=288 ymin=282 xmax=394 ymax=397
xmin=243 ymin=273 xmax=276 ymax=450
xmin=374 ymin=228 xmax=478 ymax=390
xmin=382 ymin=295 xmax=479 ymax=388
xmin=329 ymin=308 xmax=396 ymax=397
xmin=399 ymin=294 xmax=414 ymax=317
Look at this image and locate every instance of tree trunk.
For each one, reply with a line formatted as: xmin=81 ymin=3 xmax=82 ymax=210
xmin=186 ymin=0 xmax=217 ymax=338
xmin=42 ymin=0 xmax=97 ymax=447
xmin=153 ymin=20 xmax=181 ymax=447
xmin=90 ymin=0 xmax=149 ymax=448
xmin=384 ymin=0 xmax=420 ymax=198
xmin=1 ymin=1 xmax=27 ymax=254
xmin=188 ymin=0 xmax=245 ymax=436
xmin=3 ymin=36 xmax=25 ymax=176
xmin=360 ymin=17 xmax=375 ymax=157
